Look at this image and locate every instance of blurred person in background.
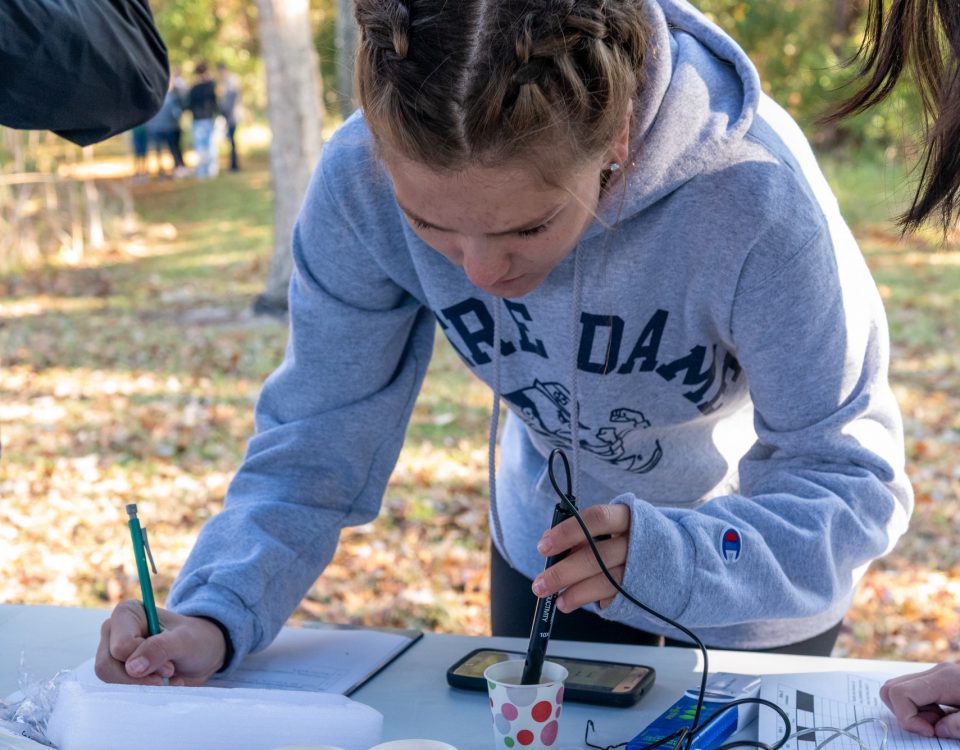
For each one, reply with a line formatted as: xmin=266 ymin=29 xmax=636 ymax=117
xmin=217 ymin=62 xmax=241 ymax=172
xmin=131 ymin=122 xmax=149 ymax=182
xmin=0 ymin=0 xmax=168 ymax=146
xmin=187 ymin=62 xmax=219 ymax=179
xmin=171 ymin=67 xmax=190 ymax=167
xmin=146 ymin=80 xmax=187 ymax=177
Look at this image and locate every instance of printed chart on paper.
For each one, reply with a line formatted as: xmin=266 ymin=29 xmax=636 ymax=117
xmin=759 ymin=672 xmax=960 ymax=750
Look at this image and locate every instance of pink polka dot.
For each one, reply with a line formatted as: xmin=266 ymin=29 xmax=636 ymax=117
xmin=555 ymin=705 xmax=562 ymax=719
xmin=541 ymin=720 xmax=559 ymax=745
xmin=531 ymin=700 xmax=552 ymax=722
xmin=501 ymin=702 xmax=519 ymax=721
xmin=556 ymin=686 xmax=564 ymax=704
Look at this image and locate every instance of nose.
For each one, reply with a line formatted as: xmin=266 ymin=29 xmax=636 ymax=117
xmin=459 ymin=238 xmax=510 ymax=288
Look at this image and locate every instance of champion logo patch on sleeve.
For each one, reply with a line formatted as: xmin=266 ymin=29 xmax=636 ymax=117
xmin=721 ymin=528 xmax=742 ymax=562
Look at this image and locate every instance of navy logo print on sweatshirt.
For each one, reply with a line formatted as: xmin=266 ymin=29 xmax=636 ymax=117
xmin=437 ymin=298 xmax=744 ymax=417
xmin=503 ymin=380 xmax=663 ymax=474
xmin=721 ymin=528 xmax=742 ymax=562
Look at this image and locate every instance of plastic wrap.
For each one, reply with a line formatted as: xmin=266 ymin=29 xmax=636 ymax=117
xmin=0 ymin=652 xmax=67 ymax=747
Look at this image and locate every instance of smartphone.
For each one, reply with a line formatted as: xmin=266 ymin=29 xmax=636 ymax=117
xmin=446 ymin=648 xmax=655 ymax=707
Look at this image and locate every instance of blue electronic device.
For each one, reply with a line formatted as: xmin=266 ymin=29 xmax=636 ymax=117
xmin=628 ymin=673 xmax=761 ymax=750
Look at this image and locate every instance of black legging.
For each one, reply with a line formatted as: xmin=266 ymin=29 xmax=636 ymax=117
xmin=490 ymin=544 xmax=842 ymax=656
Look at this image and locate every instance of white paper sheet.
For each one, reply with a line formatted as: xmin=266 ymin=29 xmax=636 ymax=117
xmin=759 ymin=672 xmax=960 ymax=750
xmin=208 ymin=625 xmax=419 ymax=693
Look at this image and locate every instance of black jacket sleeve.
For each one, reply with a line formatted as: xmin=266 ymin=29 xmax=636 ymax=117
xmin=0 ymin=0 xmax=169 ymax=146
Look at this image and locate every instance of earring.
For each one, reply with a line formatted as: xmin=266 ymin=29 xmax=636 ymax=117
xmin=607 ymin=162 xmax=621 ymax=173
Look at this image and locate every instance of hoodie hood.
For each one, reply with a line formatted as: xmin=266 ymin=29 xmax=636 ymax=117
xmin=584 ymin=0 xmax=761 ymax=240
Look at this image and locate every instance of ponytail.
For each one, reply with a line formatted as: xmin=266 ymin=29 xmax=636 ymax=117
xmin=825 ymin=0 xmax=960 ymax=232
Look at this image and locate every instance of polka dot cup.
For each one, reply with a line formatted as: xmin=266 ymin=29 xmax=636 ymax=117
xmin=483 ymin=660 xmax=568 ymax=749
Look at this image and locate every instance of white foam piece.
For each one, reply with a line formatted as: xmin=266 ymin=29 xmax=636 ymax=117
xmin=46 ymin=680 xmax=383 ymax=750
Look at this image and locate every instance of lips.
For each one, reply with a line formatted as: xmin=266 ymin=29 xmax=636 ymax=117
xmin=486 ymin=274 xmax=537 ymax=297
xmin=489 ymin=275 xmax=523 ymax=291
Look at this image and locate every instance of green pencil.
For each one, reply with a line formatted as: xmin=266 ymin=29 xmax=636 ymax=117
xmin=126 ymin=503 xmax=161 ymax=637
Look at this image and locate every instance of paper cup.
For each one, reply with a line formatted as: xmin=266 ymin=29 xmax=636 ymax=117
xmin=368 ymin=742 xmax=458 ymax=750
xmin=484 ymin=660 xmax=568 ymax=749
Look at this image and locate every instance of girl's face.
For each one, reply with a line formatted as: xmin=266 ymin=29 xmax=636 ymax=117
xmin=387 ymin=155 xmax=609 ymax=298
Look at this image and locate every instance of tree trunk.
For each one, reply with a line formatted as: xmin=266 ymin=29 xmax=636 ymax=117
xmin=254 ymin=0 xmax=324 ymax=316
xmin=335 ymin=0 xmax=359 ymax=119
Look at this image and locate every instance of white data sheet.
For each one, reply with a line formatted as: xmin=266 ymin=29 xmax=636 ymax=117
xmin=759 ymin=672 xmax=960 ymax=750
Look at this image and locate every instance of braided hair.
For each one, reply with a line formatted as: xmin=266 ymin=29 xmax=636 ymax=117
xmin=354 ymin=0 xmax=649 ymax=174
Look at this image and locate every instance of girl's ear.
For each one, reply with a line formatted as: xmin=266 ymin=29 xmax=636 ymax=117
xmin=610 ymin=98 xmax=634 ymax=167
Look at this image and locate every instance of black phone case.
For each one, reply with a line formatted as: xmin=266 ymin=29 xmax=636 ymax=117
xmin=445 ymin=648 xmax=656 ymax=707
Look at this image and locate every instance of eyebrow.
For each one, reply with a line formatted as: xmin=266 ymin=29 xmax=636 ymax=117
xmin=397 ymin=202 xmax=565 ymax=236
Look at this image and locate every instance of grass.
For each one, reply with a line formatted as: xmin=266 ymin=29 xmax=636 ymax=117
xmin=0 ymin=143 xmax=957 ymax=658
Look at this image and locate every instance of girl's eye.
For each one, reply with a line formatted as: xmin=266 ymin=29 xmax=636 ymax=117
xmin=517 ymin=223 xmax=549 ymax=237
xmin=409 ymin=215 xmax=548 ymax=237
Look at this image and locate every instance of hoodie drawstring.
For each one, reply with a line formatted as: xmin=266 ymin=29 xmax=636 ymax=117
xmin=569 ymin=245 xmax=585 ymax=502
xmin=487 ymin=245 xmax=585 ymax=573
xmin=488 ymin=300 xmax=514 ymax=568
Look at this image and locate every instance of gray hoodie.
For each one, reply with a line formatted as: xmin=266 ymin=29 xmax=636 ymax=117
xmin=168 ymin=0 xmax=912 ymax=665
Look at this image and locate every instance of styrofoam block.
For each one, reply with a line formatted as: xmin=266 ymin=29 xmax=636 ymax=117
xmin=46 ymin=680 xmax=382 ymax=750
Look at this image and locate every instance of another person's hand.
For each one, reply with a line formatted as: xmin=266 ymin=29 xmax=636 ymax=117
xmin=880 ymin=663 xmax=960 ymax=739
xmin=95 ymin=600 xmax=227 ymax=686
xmin=531 ymin=503 xmax=631 ymax=613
